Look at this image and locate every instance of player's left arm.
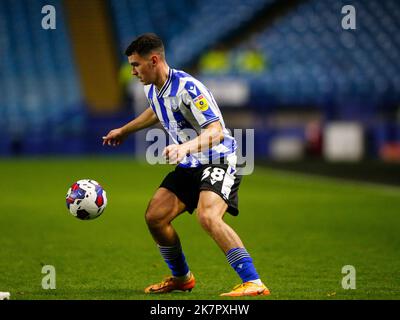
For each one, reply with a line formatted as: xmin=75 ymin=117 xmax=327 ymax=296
xmin=162 ymin=121 xmax=223 ymax=164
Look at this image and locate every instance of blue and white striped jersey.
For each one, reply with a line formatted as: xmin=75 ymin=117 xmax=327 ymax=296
xmin=144 ymin=68 xmax=236 ymax=168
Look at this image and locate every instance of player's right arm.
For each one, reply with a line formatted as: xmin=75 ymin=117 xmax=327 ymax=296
xmin=102 ymin=107 xmax=158 ymax=146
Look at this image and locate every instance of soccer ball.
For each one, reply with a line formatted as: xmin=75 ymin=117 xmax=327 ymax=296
xmin=66 ymin=179 xmax=107 ymax=220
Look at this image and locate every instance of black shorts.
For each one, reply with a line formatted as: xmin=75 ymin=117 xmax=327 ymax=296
xmin=159 ymin=163 xmax=242 ymax=216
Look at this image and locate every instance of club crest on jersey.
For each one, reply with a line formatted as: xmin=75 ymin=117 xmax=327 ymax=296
xmin=193 ymin=94 xmax=209 ymax=111
xmin=169 ymin=97 xmax=180 ymax=112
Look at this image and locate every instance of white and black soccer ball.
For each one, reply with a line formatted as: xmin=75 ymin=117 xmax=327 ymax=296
xmin=66 ymin=179 xmax=107 ymax=220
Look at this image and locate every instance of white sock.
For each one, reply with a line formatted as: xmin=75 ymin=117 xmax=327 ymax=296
xmin=249 ymin=279 xmax=263 ymax=285
xmin=176 ymin=271 xmax=191 ymax=281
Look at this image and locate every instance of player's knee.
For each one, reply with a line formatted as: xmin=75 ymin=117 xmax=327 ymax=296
xmin=197 ymin=209 xmax=220 ymax=232
xmin=145 ymin=207 xmax=164 ymax=229
xmin=145 ymin=210 xmax=162 ymax=229
xmin=145 ymin=199 xmax=173 ymax=229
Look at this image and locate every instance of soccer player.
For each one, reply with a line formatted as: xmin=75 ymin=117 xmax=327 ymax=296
xmin=103 ymin=33 xmax=269 ymax=297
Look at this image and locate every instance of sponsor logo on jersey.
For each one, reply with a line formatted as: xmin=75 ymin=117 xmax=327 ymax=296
xmin=193 ymin=94 xmax=209 ymax=111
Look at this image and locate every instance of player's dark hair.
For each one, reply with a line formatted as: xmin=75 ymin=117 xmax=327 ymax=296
xmin=125 ymin=33 xmax=165 ymax=58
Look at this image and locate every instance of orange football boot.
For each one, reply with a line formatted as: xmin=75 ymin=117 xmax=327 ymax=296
xmin=220 ymin=282 xmax=270 ymax=297
xmin=144 ymin=272 xmax=195 ymax=294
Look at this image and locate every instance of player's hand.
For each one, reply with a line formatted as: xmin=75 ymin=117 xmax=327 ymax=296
xmin=102 ymin=128 xmax=126 ymax=147
xmin=162 ymin=144 xmax=189 ymax=164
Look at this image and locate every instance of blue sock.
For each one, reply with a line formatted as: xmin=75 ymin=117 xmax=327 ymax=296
xmin=226 ymin=247 xmax=260 ymax=282
xmin=158 ymin=244 xmax=189 ymax=277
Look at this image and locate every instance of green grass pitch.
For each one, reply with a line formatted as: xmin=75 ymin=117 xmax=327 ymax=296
xmin=0 ymin=157 xmax=399 ymax=300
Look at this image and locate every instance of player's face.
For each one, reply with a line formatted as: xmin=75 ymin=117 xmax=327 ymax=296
xmin=128 ymin=53 xmax=155 ymax=85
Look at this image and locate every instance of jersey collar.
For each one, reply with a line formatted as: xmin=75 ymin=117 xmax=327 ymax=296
xmin=156 ymin=68 xmax=173 ymax=98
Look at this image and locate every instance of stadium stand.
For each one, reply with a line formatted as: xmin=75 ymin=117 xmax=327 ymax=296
xmin=0 ymin=0 xmax=83 ymax=155
xmin=109 ymin=0 xmax=276 ymax=67
xmin=200 ymin=0 xmax=400 ymax=110
xmin=194 ymin=0 xmax=400 ymax=158
xmin=109 ymin=0 xmax=400 ymax=113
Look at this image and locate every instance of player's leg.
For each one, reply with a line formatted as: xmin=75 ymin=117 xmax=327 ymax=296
xmin=145 ymin=187 xmax=186 ymax=246
xmin=197 ymin=190 xmax=269 ymax=296
xmin=144 ymin=187 xmax=195 ymax=293
xmin=196 ymin=190 xmax=242 ymax=252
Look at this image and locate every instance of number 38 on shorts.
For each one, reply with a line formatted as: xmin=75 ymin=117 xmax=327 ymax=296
xmin=200 ymin=165 xmax=241 ymax=208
